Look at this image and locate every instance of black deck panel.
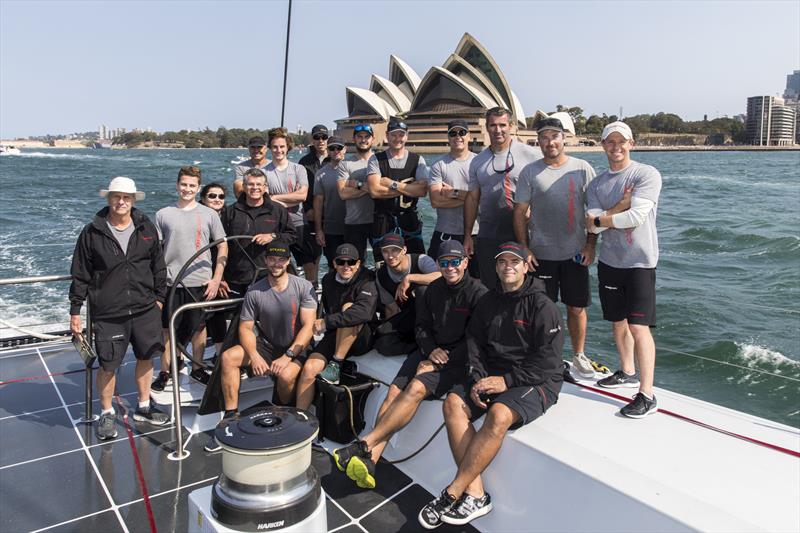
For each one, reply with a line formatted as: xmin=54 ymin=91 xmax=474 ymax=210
xmin=119 ymin=479 xmax=216 ymax=533
xmin=43 ymin=510 xmax=125 ymax=533
xmin=324 ymin=496 xmax=351 ymax=530
xmin=0 ymin=405 xmax=80 ymax=466
xmin=66 ymin=395 xmax=169 ymax=447
xmin=0 ymin=350 xmax=62 ymax=416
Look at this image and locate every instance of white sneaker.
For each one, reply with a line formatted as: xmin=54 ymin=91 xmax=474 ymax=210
xmin=572 ymin=353 xmax=595 ymax=379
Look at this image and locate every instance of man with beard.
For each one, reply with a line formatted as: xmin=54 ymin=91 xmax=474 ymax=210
xmin=337 ymin=124 xmax=376 ymax=261
xmin=233 ymin=135 xmax=269 ymax=197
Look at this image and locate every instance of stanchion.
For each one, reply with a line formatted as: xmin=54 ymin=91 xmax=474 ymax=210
xmin=80 ymin=302 xmax=98 ymax=423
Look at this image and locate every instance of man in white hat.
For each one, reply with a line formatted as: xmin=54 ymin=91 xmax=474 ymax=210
xmin=586 ymin=121 xmax=662 ymax=418
xmin=69 ymin=177 xmax=170 ymax=441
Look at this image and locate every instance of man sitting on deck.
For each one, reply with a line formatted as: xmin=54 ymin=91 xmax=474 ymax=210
xmin=418 ymin=242 xmax=564 ymax=528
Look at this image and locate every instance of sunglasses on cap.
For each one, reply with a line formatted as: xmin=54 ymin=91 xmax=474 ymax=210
xmin=335 ymin=258 xmax=358 ymax=267
xmin=329 ymin=145 xmax=344 ymax=152
xmin=438 ymin=258 xmax=463 ymax=268
xmin=354 ymin=125 xmax=373 ymax=134
xmin=448 ymin=129 xmax=468 ymax=138
xmin=205 ymin=193 xmax=225 ymax=200
xmin=312 ymin=134 xmax=329 ymax=141
xmin=388 ymin=123 xmax=408 ymax=131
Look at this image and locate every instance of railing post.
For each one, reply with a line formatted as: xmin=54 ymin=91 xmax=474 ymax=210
xmin=167 ymin=305 xmax=190 ymax=460
xmin=81 ymin=301 xmax=98 ymax=423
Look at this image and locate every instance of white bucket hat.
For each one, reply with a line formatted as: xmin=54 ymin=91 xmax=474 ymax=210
xmin=99 ymin=176 xmax=145 ymax=201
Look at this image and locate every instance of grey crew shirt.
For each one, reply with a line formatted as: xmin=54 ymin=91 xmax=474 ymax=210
xmin=366 ymin=150 xmax=429 ymax=181
xmin=264 ymin=161 xmax=308 ymax=227
xmin=107 ymin=220 xmax=135 ymax=254
xmin=156 ymin=203 xmax=226 ymax=287
xmin=314 ymin=163 xmax=346 ymax=235
xmin=468 ymin=140 xmax=542 ymax=241
xmin=429 ymin=152 xmax=478 ymax=235
xmin=377 ymin=254 xmax=438 ymax=305
xmin=337 ymin=156 xmax=374 ymax=225
xmin=240 ymin=274 xmax=318 ymax=350
xmin=234 ymin=160 xmax=268 ymax=181
xmin=516 ymin=156 xmax=596 ymax=261
xmin=587 ymin=161 xmax=662 ymax=269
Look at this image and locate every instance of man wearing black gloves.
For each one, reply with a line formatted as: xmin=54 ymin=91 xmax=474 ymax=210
xmin=419 ymin=241 xmax=564 ymax=529
xmin=295 ymin=243 xmax=378 ymax=409
xmin=333 ymin=240 xmax=487 ymax=490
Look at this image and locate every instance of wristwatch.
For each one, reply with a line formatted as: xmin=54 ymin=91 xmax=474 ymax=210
xmin=593 ymin=216 xmax=601 ymax=228
xmin=285 ymin=348 xmax=296 ymax=360
xmin=270 ymin=232 xmax=277 ymax=239
xmin=356 ymin=181 xmax=363 ymax=190
xmin=390 ymin=181 xmax=399 ymax=191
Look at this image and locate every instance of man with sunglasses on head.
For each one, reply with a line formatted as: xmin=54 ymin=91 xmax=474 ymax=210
xmin=233 ymin=135 xmax=270 ymax=198
xmin=295 ymin=243 xmax=379 ymax=408
xmin=313 ymin=137 xmax=348 ymax=269
xmin=298 ymin=124 xmax=330 ymax=286
xmin=464 ymin=107 xmax=542 ymax=288
xmin=333 ymin=241 xmax=487 ymax=490
xmin=428 ymin=119 xmax=479 ymax=278
xmin=337 ymin=124 xmax=376 ymax=261
xmin=366 ymin=117 xmax=429 ymax=263
xmin=513 ymin=117 xmax=604 ymax=380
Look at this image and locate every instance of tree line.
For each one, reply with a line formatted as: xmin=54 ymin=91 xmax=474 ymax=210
xmin=113 ymin=127 xmax=313 ymax=148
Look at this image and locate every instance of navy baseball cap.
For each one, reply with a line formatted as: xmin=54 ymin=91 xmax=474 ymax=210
xmin=311 ymin=124 xmax=329 ymax=136
xmin=265 ymin=241 xmax=291 ymax=258
xmin=335 ymin=243 xmax=359 ymax=261
xmin=447 ymin=119 xmax=469 ymax=133
xmin=494 ymin=241 xmax=528 ymax=261
xmin=248 ymin=136 xmax=266 ymax=147
xmin=437 ymin=240 xmax=466 ymax=260
xmin=379 ymin=233 xmax=405 ymax=249
xmin=387 ymin=118 xmax=408 ymax=133
xmin=327 ymin=136 xmax=345 ymax=148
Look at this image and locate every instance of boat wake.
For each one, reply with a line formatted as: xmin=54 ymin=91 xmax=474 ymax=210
xmin=12 ymin=151 xmax=102 ymax=160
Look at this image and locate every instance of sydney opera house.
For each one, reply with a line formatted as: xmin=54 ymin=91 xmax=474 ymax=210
xmin=334 ymin=33 xmax=575 ymax=153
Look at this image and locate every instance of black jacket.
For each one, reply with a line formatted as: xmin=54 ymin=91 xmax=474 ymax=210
xmin=321 ymin=267 xmax=378 ymax=330
xmin=69 ymin=207 xmax=166 ymax=320
xmin=220 ymin=195 xmax=296 ymax=286
xmin=467 ymin=276 xmax=564 ymax=395
xmin=416 ymin=274 xmax=488 ymax=367
xmin=298 ymin=149 xmax=329 ymax=214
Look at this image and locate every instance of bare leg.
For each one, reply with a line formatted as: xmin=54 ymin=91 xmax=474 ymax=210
xmin=97 ymin=368 xmax=116 ymax=411
xmin=220 ymin=345 xmax=248 ymax=411
xmin=363 ymin=379 xmax=428 ymax=462
xmin=443 ymin=393 xmax=484 ymax=497
xmin=629 ymin=324 xmax=656 ymax=396
xmin=303 ymin=260 xmax=318 ymax=285
xmin=160 ymin=329 xmax=171 ymax=372
xmin=191 ymin=327 xmax=207 ymax=370
xmin=566 ymin=306 xmax=587 ymax=354
xmin=612 ymin=320 xmax=635 ymax=374
xmin=135 ymin=359 xmax=155 ymax=404
xmin=275 ymin=360 xmax=303 ymax=405
xmin=296 ymin=353 xmax=327 ymax=410
xmin=368 ymin=384 xmax=403 ymax=460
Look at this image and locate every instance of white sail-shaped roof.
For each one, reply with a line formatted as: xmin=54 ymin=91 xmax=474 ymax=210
xmin=346 ymin=87 xmax=397 ymax=121
xmin=389 ymin=55 xmax=421 ymax=101
xmin=369 ymin=74 xmax=412 ymax=114
xmin=442 ymin=53 xmax=509 ymax=110
xmin=548 ymin=111 xmax=576 ymax=134
xmin=410 ymin=66 xmax=497 ymax=114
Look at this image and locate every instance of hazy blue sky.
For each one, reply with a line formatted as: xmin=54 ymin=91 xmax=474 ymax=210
xmin=1 ymin=0 xmax=798 ymax=138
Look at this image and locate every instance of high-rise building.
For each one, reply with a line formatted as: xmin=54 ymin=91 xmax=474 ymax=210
xmin=784 ymin=70 xmax=800 ymax=102
xmin=745 ymin=96 xmax=796 ymax=146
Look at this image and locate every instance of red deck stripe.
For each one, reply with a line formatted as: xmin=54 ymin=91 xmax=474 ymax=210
xmin=573 ymin=381 xmax=800 ymax=458
xmin=0 ymin=368 xmax=85 ymax=385
xmin=115 ymin=394 xmax=158 ymax=533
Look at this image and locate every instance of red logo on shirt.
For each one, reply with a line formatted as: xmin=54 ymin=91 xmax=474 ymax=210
xmin=142 ymin=236 xmax=153 ymax=241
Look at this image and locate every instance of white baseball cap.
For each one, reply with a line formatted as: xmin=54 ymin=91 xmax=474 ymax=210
xmin=100 ymin=176 xmax=145 ymax=200
xmin=601 ymin=121 xmax=633 ymax=141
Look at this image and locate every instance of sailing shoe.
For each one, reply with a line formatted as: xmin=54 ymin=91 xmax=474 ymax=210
xmin=596 ymin=370 xmax=640 ymax=389
xmin=333 ymin=440 xmax=367 ymax=472
xmin=204 ymin=436 xmax=222 ymax=453
xmin=620 ymin=392 xmax=658 ymax=418
xmin=318 ymin=359 xmax=341 ymax=385
xmin=151 ymin=371 xmax=171 ymax=392
xmin=591 ymin=359 xmax=611 ymax=374
xmin=418 ymin=489 xmax=459 ymax=529
xmin=572 ymin=353 xmax=596 ymax=379
xmin=346 ymin=451 xmax=377 ymax=489
xmin=189 ymin=368 xmax=210 ymax=385
xmin=96 ymin=412 xmax=118 ymax=440
xmin=441 ymin=492 xmax=493 ymax=525
xmin=133 ymin=405 xmax=170 ymax=426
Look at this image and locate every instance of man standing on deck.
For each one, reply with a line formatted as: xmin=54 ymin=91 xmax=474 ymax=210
xmin=297 ymin=124 xmax=329 ymax=285
xmin=586 ymin=121 xmax=662 ymax=418
xmin=233 ymin=135 xmax=269 ymax=197
xmin=419 ymin=242 xmax=563 ymax=528
xmin=337 ymin=124 xmax=376 ymax=261
xmin=427 ymin=119 xmax=479 ymax=278
xmin=513 ymin=117 xmax=604 ymax=379
xmin=313 ymin=136 xmax=347 ymax=268
xmin=366 ymin=118 xmax=429 ymax=263
xmin=70 ymin=177 xmax=171 ymax=440
xmin=463 ymin=107 xmax=542 ymax=288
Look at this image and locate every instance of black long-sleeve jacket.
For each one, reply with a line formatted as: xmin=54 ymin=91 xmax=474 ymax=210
xmin=69 ymin=207 xmax=166 ymax=320
xmin=415 ymin=274 xmax=488 ymax=367
xmin=220 ymin=195 xmax=296 ymax=286
xmin=321 ymin=267 xmax=379 ymax=330
xmin=467 ymin=276 xmax=564 ymax=395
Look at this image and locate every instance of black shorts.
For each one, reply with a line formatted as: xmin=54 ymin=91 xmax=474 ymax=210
xmin=94 ymin=306 xmax=163 ymax=372
xmin=391 ymin=349 xmax=468 ymax=400
xmin=161 ymin=286 xmax=206 ymax=344
xmin=597 ymin=262 xmax=656 ymax=326
xmin=291 ymin=223 xmax=322 ymax=266
xmin=533 ymin=259 xmax=590 ymax=308
xmin=312 ymin=322 xmax=373 ymax=360
xmin=427 ymin=231 xmax=479 ymax=279
xmin=254 ymin=337 xmax=307 ymax=365
xmin=321 ymin=233 xmax=345 ymax=270
xmin=475 ymin=237 xmax=504 ymax=289
xmin=449 ymin=380 xmax=558 ymax=430
xmin=343 ymin=223 xmax=372 ymax=263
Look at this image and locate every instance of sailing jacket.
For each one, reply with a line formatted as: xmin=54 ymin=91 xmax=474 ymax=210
xmin=298 ymin=149 xmax=329 ymax=214
xmin=220 ymin=195 xmax=296 ymax=286
xmin=415 ymin=274 xmax=488 ymax=368
xmin=69 ymin=207 xmax=166 ymax=320
xmin=321 ymin=267 xmax=378 ymax=330
xmin=467 ymin=275 xmax=564 ymax=395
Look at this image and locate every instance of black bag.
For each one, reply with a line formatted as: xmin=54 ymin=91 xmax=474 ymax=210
xmin=72 ymin=335 xmax=97 ymax=368
xmin=313 ymin=361 xmax=378 ymax=443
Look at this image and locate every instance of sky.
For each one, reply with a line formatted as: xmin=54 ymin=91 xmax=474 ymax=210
xmin=1 ymin=0 xmax=798 ymax=139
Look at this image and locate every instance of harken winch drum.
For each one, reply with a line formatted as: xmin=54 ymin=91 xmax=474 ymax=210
xmin=210 ymin=406 xmax=324 ymax=532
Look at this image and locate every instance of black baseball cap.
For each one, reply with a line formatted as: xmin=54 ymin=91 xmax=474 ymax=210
xmin=536 ymin=117 xmax=565 ymax=134
xmin=265 ymin=241 xmax=291 ymax=258
xmin=248 ymin=136 xmax=266 ymax=147
xmin=311 ymin=125 xmax=329 ymax=136
xmin=437 ymin=240 xmax=466 ymax=260
xmin=335 ymin=243 xmax=359 ymax=261
xmin=494 ymin=241 xmax=528 ymax=261
xmin=387 ymin=118 xmax=408 ymax=133
xmin=379 ymin=233 xmax=405 ymax=249
xmin=447 ymin=119 xmax=469 ymax=133
xmin=327 ymin=136 xmax=345 ymax=148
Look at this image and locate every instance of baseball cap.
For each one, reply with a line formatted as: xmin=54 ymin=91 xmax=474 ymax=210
xmin=334 ymin=243 xmax=359 ymax=261
xmin=353 ymin=124 xmax=374 ymax=136
xmin=379 ymin=233 xmax=405 ymax=250
xmin=248 ymin=136 xmax=266 ymax=147
xmin=536 ymin=117 xmax=565 ymax=134
xmin=387 ymin=118 xmax=408 ymax=133
xmin=601 ymin=121 xmax=633 ymax=141
xmin=311 ymin=124 xmax=329 ymax=137
xmin=447 ymin=119 xmax=469 ymax=133
xmin=100 ymin=177 xmax=145 ymax=201
xmin=494 ymin=241 xmax=528 ymax=261
xmin=437 ymin=240 xmax=466 ymax=260
xmin=327 ymin=136 xmax=345 ymax=148
xmin=265 ymin=241 xmax=291 ymax=258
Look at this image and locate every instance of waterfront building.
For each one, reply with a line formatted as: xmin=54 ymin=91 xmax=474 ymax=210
xmin=745 ymin=96 xmax=797 ymax=146
xmin=783 ymin=70 xmax=800 ymax=102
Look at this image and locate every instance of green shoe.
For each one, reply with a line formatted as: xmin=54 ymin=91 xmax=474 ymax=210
xmin=346 ymin=453 xmax=376 ymax=489
xmin=318 ymin=359 xmax=341 ymax=385
xmin=333 ymin=440 xmax=366 ymax=472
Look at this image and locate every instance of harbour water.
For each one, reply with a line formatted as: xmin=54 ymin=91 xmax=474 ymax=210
xmin=0 ymin=148 xmax=798 ymax=426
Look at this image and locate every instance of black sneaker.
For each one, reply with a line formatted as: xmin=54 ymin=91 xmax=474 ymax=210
xmin=441 ymin=492 xmax=493 ymax=525
xmin=151 ymin=371 xmax=171 ymax=392
xmin=620 ymin=392 xmax=658 ymax=418
xmin=596 ymin=370 xmax=640 ymax=389
xmin=333 ymin=440 xmax=367 ymax=472
xmin=96 ymin=412 xmax=118 ymax=440
xmin=419 ymin=489 xmax=458 ymax=529
xmin=132 ymin=406 xmax=170 ymax=426
xmin=204 ymin=435 xmax=222 ymax=453
xmin=189 ymin=368 xmax=210 ymax=385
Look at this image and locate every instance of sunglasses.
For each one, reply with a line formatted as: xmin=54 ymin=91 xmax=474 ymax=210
xmin=354 ymin=125 xmax=373 ymax=134
xmin=313 ymin=134 xmax=329 ymax=141
xmin=448 ymin=129 xmax=468 ymax=138
xmin=335 ymin=258 xmax=358 ymax=267
xmin=205 ymin=193 xmax=225 ymax=200
xmin=329 ymin=145 xmax=344 ymax=152
xmin=438 ymin=258 xmax=463 ymax=268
